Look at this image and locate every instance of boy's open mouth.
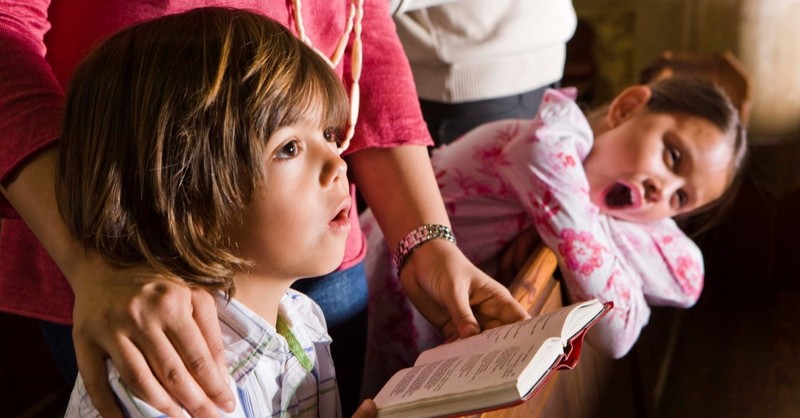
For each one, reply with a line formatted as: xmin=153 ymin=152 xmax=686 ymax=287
xmin=605 ymin=182 xmax=633 ymax=208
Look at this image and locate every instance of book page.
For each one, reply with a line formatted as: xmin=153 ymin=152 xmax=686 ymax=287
xmin=415 ymin=300 xmax=600 ymax=366
xmin=374 ymin=335 xmax=564 ymax=410
xmin=560 ymin=299 xmax=605 ymax=341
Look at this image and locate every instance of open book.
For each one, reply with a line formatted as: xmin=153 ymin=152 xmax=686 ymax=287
xmin=373 ymin=298 xmax=613 ymax=418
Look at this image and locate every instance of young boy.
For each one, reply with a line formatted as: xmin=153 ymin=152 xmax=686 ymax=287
xmin=57 ymin=8 xmax=372 ymax=417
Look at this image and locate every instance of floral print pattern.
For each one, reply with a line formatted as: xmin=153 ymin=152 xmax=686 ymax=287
xmin=558 ymin=228 xmax=605 ymax=276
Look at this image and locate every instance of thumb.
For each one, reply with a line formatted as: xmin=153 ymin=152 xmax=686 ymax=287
xmin=351 ymin=399 xmax=377 ymax=418
xmin=444 ymin=289 xmax=481 ymax=339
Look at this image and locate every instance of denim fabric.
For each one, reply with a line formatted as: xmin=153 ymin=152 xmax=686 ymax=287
xmin=39 ymin=320 xmax=78 ymax=384
xmin=291 ymin=261 xmax=367 ymax=328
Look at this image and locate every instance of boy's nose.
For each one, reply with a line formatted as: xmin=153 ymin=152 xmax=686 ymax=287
xmin=322 ymin=152 xmax=348 ymax=186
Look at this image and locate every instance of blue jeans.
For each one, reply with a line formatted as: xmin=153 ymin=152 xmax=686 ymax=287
xmin=291 ymin=261 xmax=368 ymax=327
xmin=39 ymin=320 xmax=78 ymax=384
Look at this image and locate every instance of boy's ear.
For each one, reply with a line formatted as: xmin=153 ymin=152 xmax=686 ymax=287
xmin=607 ymin=85 xmax=652 ymax=127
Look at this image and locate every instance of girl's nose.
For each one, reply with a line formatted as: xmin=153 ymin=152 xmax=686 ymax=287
xmin=644 ymin=174 xmax=683 ymax=205
xmin=643 ymin=178 xmax=662 ymax=203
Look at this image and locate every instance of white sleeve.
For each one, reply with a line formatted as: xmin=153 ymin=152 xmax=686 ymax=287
xmin=389 ymin=0 xmax=462 ymax=15
xmin=66 ymin=364 xmax=245 ymax=418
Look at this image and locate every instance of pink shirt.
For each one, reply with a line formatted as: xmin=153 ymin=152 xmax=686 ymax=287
xmin=433 ymin=88 xmax=703 ymax=357
xmin=0 ymin=0 xmax=432 ymax=323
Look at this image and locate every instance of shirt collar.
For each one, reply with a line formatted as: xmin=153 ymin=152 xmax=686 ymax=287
xmin=213 ymin=290 xmax=332 ymax=380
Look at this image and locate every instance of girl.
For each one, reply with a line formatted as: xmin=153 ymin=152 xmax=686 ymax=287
xmin=57 ymin=8 xmax=374 ymax=417
xmin=360 ymin=76 xmax=747 ymax=396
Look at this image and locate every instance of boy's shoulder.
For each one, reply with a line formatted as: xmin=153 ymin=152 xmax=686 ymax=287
xmin=212 ymin=290 xmax=331 ymax=346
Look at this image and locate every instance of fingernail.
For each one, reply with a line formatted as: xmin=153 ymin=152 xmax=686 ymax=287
xmin=222 ymin=400 xmax=236 ymax=412
xmin=461 ymin=323 xmax=480 ymax=336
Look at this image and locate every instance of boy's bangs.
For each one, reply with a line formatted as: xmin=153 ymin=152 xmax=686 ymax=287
xmin=282 ymin=54 xmax=350 ymax=137
xmin=291 ymin=72 xmax=350 ymax=134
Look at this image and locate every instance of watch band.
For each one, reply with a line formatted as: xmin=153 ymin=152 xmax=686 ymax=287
xmin=393 ymin=224 xmax=456 ymax=276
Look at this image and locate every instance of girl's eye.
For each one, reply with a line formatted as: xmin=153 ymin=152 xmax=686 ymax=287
xmin=323 ymin=127 xmax=343 ymax=146
xmin=676 ymin=189 xmax=689 ymax=208
xmin=667 ymin=145 xmax=682 ymax=170
xmin=276 ymin=140 xmax=300 ymax=160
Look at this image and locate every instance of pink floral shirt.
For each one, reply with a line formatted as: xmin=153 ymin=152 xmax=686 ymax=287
xmin=430 ymin=88 xmax=704 ymax=358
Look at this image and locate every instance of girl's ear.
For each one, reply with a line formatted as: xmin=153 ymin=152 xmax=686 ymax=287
xmin=606 ymin=85 xmax=652 ymax=127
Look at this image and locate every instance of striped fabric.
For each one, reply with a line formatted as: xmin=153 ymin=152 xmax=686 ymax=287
xmin=66 ymin=290 xmax=341 ymax=417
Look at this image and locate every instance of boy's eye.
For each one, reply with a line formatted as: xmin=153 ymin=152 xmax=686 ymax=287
xmin=276 ymin=140 xmax=300 ymax=160
xmin=323 ymin=127 xmax=342 ymax=146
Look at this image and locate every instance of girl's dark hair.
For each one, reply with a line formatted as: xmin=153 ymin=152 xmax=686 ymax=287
xmin=56 ymin=8 xmax=349 ymax=293
xmin=646 ymin=76 xmax=748 ymax=236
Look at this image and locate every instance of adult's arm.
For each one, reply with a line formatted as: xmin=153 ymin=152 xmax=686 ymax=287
xmin=348 ymin=0 xmax=528 ymax=339
xmin=349 ymin=146 xmax=529 ymax=338
xmin=0 ymin=3 xmax=232 ymax=417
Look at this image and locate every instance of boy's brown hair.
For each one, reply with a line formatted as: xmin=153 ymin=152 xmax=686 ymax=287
xmin=57 ymin=7 xmax=349 ymax=293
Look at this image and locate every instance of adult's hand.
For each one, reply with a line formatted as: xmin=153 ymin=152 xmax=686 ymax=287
xmin=348 ymin=146 xmax=529 ymax=342
xmin=2 ymin=149 xmax=234 ymax=417
xmin=399 ymin=239 xmax=530 ymax=341
xmin=69 ymin=257 xmax=235 ymax=418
